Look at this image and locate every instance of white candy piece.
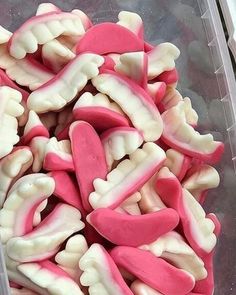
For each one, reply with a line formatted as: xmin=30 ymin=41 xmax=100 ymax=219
xmin=182 ymin=164 xmax=220 ymax=201
xmin=0 ymin=173 xmax=55 ymax=243
xmin=147 ymin=43 xmax=180 ymax=79
xmin=36 ymin=3 xmax=61 ymax=15
xmin=102 ymin=128 xmax=143 ymax=170
xmin=79 ymin=244 xmax=123 ymax=295
xmin=56 ymin=234 xmax=88 ymax=284
xmin=18 ymin=262 xmax=84 ymax=295
xmin=9 ymin=12 xmax=85 ymax=59
xmin=89 ymin=143 xmax=166 ymax=209
xmin=0 ymin=148 xmax=33 ymax=207
xmin=44 ymin=137 xmax=73 ymax=162
xmin=164 ymin=149 xmax=188 ymax=178
xmin=117 ymin=11 xmax=143 ymax=37
xmin=183 ymin=189 xmax=217 ymax=253
xmin=33 ymin=199 xmax=48 ymax=227
xmin=27 ymin=53 xmax=104 ymax=113
xmin=74 ymin=92 xmax=124 ymax=114
xmin=140 ymin=231 xmax=207 ymax=281
xmin=29 ymin=136 xmax=49 ymax=172
xmin=7 ymin=204 xmax=84 ymax=263
xmin=0 ymin=86 xmax=24 ymax=159
xmin=0 ymin=25 xmax=12 ymax=43
xmin=92 ymin=73 xmax=163 ymax=141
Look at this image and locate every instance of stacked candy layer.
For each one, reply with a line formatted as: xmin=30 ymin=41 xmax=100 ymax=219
xmin=0 ymin=3 xmax=224 ymax=295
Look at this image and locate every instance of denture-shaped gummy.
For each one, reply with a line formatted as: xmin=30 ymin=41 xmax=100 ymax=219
xmin=147 ymin=82 xmax=166 ymax=105
xmin=42 ymin=39 xmax=76 ymax=73
xmin=6 ymin=203 xmax=84 ymax=262
xmin=76 ymin=22 xmax=144 ymax=55
xmin=161 ymin=99 xmax=224 ymax=163
xmin=73 ymin=92 xmax=130 ymax=132
xmin=117 ymin=11 xmax=144 ymax=39
xmin=0 ymin=173 xmax=55 ymax=243
xmin=140 ymin=231 xmax=207 ymax=281
xmin=69 ymin=121 xmax=108 ymax=212
xmin=27 ymin=53 xmax=104 ymax=113
xmin=89 ymin=143 xmax=166 ymax=209
xmin=158 ymin=87 xmax=183 ymax=112
xmin=92 ymin=70 xmax=163 ymax=141
xmin=156 ymin=167 xmax=217 ymax=256
xmin=114 ymin=51 xmax=148 ymax=88
xmin=87 ymin=207 xmax=179 ymax=247
xmin=29 ymin=136 xmax=49 ymax=172
xmin=21 ymin=111 xmax=49 ymax=145
xmin=147 ymin=43 xmax=180 ymax=80
xmin=131 ymin=280 xmax=163 ymax=295
xmin=17 ymin=260 xmax=84 ymax=295
xmin=55 ymin=234 xmax=88 ymax=285
xmin=0 ymin=147 xmax=33 ymax=207
xmin=79 ymin=243 xmax=133 ymax=295
xmin=101 ymin=127 xmax=144 ymax=170
xmin=49 ymin=171 xmax=83 ymax=210
xmin=43 ymin=137 xmax=74 ymax=171
xmin=0 ymin=69 xmax=29 ymax=102
xmin=8 ymin=12 xmax=86 ymax=59
xmin=164 ymin=149 xmax=192 ymax=181
xmin=71 ymin=9 xmax=93 ymax=31
xmin=36 ymin=3 xmax=62 ymax=15
xmin=110 ymin=246 xmax=195 ymax=295
xmin=182 ymin=164 xmax=220 ymax=204
xmin=0 ymin=86 xmax=24 ymax=158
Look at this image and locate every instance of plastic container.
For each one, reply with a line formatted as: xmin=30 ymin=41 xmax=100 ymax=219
xmin=0 ymin=0 xmax=236 ymax=294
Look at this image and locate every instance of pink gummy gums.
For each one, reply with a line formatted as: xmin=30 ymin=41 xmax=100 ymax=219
xmin=156 ymin=68 xmax=179 ymax=85
xmin=44 ymin=150 xmax=74 ymax=172
xmin=87 ymin=207 xmax=179 ymax=247
xmin=110 ymin=246 xmax=195 ymax=295
xmin=73 ymin=107 xmax=130 ymax=133
xmin=76 ymin=22 xmax=144 ymax=55
xmin=21 ymin=125 xmax=49 ymax=145
xmin=100 ymin=245 xmax=134 ymax=295
xmin=99 ymin=55 xmax=116 ymax=72
xmin=69 ymin=121 xmax=108 ymax=212
xmin=49 ymin=171 xmax=84 ymax=212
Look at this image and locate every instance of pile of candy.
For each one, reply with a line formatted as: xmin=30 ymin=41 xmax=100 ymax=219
xmin=0 ymin=3 xmax=224 ymax=295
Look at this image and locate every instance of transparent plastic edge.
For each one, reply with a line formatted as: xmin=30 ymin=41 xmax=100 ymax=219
xmin=0 ymin=241 xmax=10 ymax=295
xmin=198 ymin=0 xmax=236 ymax=171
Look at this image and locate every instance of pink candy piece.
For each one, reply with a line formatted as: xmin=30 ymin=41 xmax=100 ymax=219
xmin=87 ymin=207 xmax=179 ymax=246
xmin=0 ymin=69 xmax=29 ymax=102
xmin=49 ymin=171 xmax=83 ymax=211
xmin=147 ymin=82 xmax=166 ymax=105
xmin=69 ymin=121 xmax=108 ymax=212
xmin=76 ymin=23 xmax=144 ymax=55
xmin=110 ymin=246 xmax=195 ymax=295
xmin=156 ymin=168 xmax=216 ymax=257
xmin=156 ymin=68 xmax=179 ymax=85
xmin=73 ymin=106 xmax=130 ymax=132
xmin=131 ymin=280 xmax=163 ymax=295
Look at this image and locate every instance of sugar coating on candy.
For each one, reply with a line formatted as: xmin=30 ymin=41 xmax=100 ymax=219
xmin=117 ymin=11 xmax=144 ymax=39
xmin=0 ymin=173 xmax=55 ymax=243
xmin=110 ymin=246 xmax=195 ymax=295
xmin=114 ymin=51 xmax=148 ymax=88
xmin=0 ymin=86 xmax=24 ymax=159
xmin=55 ymin=234 xmax=88 ymax=285
xmin=101 ymin=127 xmax=144 ymax=170
xmin=92 ymin=71 xmax=163 ymax=141
xmin=18 ymin=260 xmax=84 ymax=295
xmin=6 ymin=203 xmax=84 ymax=263
xmin=87 ymin=207 xmax=179 ymax=247
xmin=27 ymin=53 xmax=104 ymax=113
xmin=182 ymin=164 xmax=220 ymax=203
xmin=79 ymin=243 xmax=133 ymax=295
xmin=9 ymin=12 xmax=86 ymax=59
xmin=0 ymin=147 xmax=33 ymax=207
xmin=140 ymin=231 xmax=207 ymax=280
xmin=22 ymin=110 xmax=49 ymax=145
xmin=147 ymin=43 xmax=180 ymax=79
xmin=43 ymin=137 xmax=74 ymax=171
xmin=89 ymin=143 xmax=166 ymax=209
xmin=161 ymin=99 xmax=224 ymax=163
xmin=76 ymin=22 xmax=144 ymax=55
